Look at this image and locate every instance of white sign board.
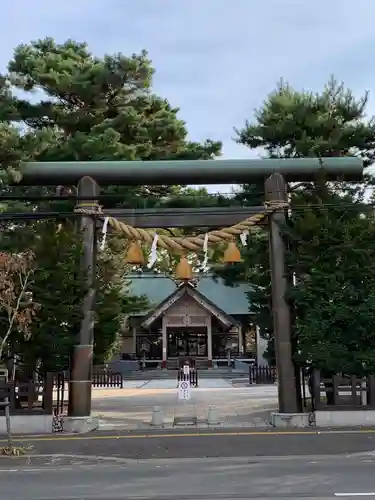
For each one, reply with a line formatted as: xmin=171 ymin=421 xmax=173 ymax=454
xmin=183 ymin=365 xmax=190 ymax=376
xmin=178 ymin=380 xmax=191 ymax=400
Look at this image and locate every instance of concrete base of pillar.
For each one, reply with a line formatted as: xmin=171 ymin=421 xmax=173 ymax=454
xmin=271 ymin=412 xmax=311 ymax=428
xmin=63 ymin=415 xmax=99 ymax=434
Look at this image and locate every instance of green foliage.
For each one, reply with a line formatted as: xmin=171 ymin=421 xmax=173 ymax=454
xmin=0 ymin=36 xmax=222 ymax=370
xmin=236 ymin=77 xmax=375 ymax=165
xmin=154 ymin=187 xmax=234 ymax=209
xmin=5 ymin=38 xmax=221 ymax=205
xmin=286 ymin=188 xmax=375 ymax=374
xmin=0 ymin=220 xmax=149 ymax=371
xmin=223 ymin=78 xmax=375 ymax=371
xmin=1 ymin=221 xmax=85 ymax=372
xmin=94 ymin=250 xmax=148 ymax=365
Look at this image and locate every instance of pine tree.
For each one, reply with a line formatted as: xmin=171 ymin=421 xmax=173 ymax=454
xmin=223 ymin=78 xmax=375 ymax=370
xmin=0 ymin=37 xmax=222 ymax=370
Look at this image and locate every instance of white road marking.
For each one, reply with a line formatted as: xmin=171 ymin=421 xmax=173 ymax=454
xmin=335 ymin=493 xmax=375 ymax=497
xmin=0 ymin=468 xmax=68 ymax=472
xmin=0 ymin=463 xmax=119 ymax=473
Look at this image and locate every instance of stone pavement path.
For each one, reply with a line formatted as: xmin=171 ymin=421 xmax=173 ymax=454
xmin=91 ymin=378 xmax=277 ymax=430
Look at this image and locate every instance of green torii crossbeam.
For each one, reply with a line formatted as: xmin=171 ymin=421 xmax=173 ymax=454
xmin=18 ymin=157 xmax=363 ymax=185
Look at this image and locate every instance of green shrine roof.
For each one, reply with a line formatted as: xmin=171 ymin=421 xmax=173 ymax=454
xmin=126 ymin=272 xmax=252 ymax=316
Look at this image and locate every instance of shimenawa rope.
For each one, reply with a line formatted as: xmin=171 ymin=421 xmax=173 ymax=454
xmin=74 ymin=200 xmax=288 ymax=253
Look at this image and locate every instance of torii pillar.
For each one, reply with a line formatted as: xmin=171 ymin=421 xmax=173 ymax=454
xmin=68 ymin=176 xmax=100 ymax=417
xmin=265 ymin=172 xmax=299 ymax=414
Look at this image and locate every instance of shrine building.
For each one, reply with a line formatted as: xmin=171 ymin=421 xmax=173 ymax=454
xmin=120 ymin=272 xmax=268 ymax=369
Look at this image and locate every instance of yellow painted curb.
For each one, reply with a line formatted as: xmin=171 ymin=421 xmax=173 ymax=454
xmin=1 ymin=428 xmax=375 ymax=443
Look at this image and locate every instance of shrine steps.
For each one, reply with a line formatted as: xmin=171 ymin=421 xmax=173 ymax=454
xmin=123 ymin=368 xmax=247 ymax=381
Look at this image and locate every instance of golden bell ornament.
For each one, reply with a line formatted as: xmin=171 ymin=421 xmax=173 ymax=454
xmin=125 ymin=242 xmax=145 ymax=265
xmin=223 ymin=241 xmax=242 ymax=264
xmin=175 ymin=255 xmax=193 ymax=280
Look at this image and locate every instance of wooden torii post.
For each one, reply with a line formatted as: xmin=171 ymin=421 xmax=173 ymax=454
xmin=18 ymin=157 xmax=363 ymax=417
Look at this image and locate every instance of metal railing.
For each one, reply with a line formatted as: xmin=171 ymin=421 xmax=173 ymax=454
xmin=92 ymin=371 xmax=123 ymax=388
xmin=249 ymin=365 xmax=277 ymax=384
xmin=51 ymin=370 xmax=123 ymax=391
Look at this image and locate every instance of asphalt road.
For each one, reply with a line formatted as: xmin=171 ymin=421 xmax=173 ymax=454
xmin=2 ymin=453 xmax=375 ymax=499
xmin=4 ymin=428 xmax=375 ymax=459
xmin=3 ymin=429 xmax=375 ymax=499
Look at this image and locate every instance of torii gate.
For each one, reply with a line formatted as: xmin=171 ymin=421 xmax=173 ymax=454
xmin=17 ymin=157 xmax=364 ymax=418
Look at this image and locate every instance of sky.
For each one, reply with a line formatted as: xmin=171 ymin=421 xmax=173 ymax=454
xmin=1 ymin=0 xmax=375 ymax=191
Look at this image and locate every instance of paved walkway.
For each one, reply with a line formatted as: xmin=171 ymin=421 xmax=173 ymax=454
xmin=91 ymin=378 xmax=277 ymax=430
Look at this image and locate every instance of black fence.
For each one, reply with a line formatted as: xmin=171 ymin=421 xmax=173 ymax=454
xmin=53 ymin=371 xmax=67 ymax=416
xmin=51 ymin=370 xmax=123 ymax=389
xmin=249 ymin=365 xmax=277 ymax=384
xmin=92 ymin=371 xmax=123 ymax=388
xmin=52 ymin=370 xmax=123 ymax=417
xmin=177 ymin=369 xmax=199 ymax=388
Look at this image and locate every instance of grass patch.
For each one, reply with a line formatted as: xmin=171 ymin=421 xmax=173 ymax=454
xmin=0 ymin=444 xmax=33 ymax=456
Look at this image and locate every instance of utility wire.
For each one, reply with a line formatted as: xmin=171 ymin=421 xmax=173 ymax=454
xmin=0 ymin=185 xmax=372 ymax=202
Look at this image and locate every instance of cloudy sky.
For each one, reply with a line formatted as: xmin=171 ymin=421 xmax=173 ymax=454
xmin=1 ymin=0 xmax=374 ymax=190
